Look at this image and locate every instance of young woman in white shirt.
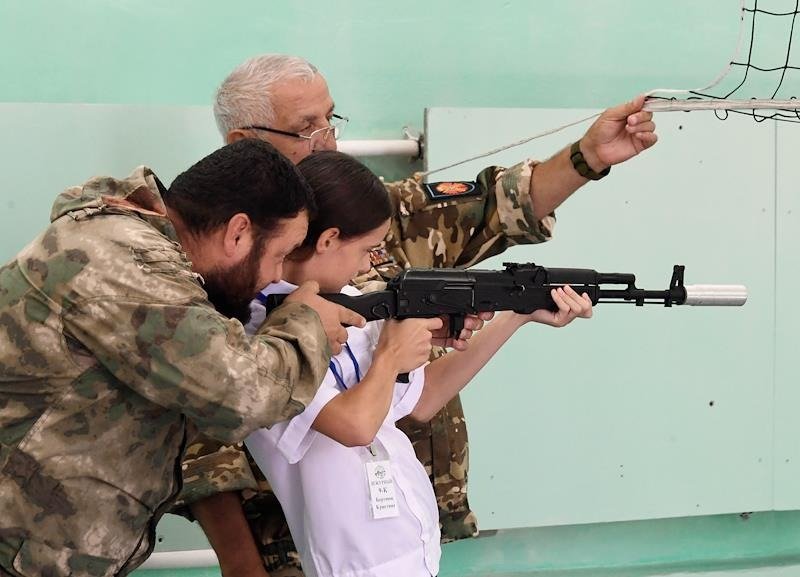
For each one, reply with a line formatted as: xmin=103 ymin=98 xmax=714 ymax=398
xmin=245 ymin=151 xmax=592 ymax=577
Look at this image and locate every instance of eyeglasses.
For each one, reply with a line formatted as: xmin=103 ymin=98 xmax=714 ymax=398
xmin=241 ymin=114 xmax=349 ymax=147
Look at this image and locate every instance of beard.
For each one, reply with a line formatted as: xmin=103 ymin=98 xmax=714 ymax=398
xmin=202 ymin=243 xmax=263 ymax=325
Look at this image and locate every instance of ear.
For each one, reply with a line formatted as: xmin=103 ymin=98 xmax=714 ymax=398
xmin=222 ymin=213 xmax=253 ymax=258
xmin=226 ymin=129 xmax=249 ymax=144
xmin=315 ymin=228 xmax=341 ymax=254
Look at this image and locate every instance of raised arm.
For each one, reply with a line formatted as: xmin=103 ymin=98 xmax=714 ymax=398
xmin=530 ymin=94 xmax=658 ymax=220
xmin=379 ymin=97 xmax=656 ymax=274
xmin=311 ymin=317 xmax=442 ymax=447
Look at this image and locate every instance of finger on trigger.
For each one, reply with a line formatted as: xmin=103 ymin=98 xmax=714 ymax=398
xmin=427 ymin=317 xmax=444 ymax=330
xmin=340 ymin=306 xmax=366 ymax=328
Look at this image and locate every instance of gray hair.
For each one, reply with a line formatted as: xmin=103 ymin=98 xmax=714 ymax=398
xmin=214 ymin=54 xmax=319 ymax=139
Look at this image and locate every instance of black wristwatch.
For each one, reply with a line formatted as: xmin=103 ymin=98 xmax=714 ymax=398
xmin=570 ymin=140 xmax=610 ymax=180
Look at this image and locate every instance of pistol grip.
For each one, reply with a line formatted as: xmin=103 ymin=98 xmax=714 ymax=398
xmin=449 ymin=315 xmax=465 ymax=339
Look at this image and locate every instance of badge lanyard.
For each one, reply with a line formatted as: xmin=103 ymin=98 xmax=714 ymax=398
xmin=328 ymin=344 xmax=361 ymax=390
xmin=328 ymin=341 xmax=398 ymax=519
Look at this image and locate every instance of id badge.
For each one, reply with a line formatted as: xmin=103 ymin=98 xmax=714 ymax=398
xmin=365 ymin=460 xmax=399 ymax=519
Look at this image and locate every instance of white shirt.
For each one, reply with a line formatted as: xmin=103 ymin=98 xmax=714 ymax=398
xmin=245 ymin=281 xmax=441 ymax=577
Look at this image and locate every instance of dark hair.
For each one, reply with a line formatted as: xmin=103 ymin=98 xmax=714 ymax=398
xmin=295 ymin=151 xmax=392 ymax=251
xmin=164 ymin=139 xmax=316 ymax=237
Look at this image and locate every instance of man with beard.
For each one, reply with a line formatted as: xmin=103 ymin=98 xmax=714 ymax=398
xmin=0 ymin=138 xmax=375 ymax=577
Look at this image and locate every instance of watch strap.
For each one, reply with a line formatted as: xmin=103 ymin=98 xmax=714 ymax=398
xmin=570 ymin=140 xmax=610 ymax=180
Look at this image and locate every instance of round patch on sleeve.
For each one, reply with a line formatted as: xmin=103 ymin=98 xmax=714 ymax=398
xmin=423 ymin=181 xmax=480 ymax=201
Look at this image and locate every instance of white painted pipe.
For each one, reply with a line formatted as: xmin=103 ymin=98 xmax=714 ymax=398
xmin=139 ymin=549 xmax=219 ymax=569
xmin=337 ymin=139 xmax=421 ymax=158
xmin=643 ymin=98 xmax=800 ymax=112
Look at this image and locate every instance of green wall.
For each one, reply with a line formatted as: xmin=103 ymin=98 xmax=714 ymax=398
xmin=0 ymin=0 xmax=737 ymax=139
xmin=2 ymin=1 xmax=798 ymax=575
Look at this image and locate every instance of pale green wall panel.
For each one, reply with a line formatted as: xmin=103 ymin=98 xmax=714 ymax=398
xmin=425 ymin=108 xmax=777 ymax=528
xmin=0 ymin=104 xmax=219 ymax=261
xmin=773 ymin=121 xmax=800 ymax=511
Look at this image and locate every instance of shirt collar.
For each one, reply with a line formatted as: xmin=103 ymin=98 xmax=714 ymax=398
xmin=258 ymin=280 xmax=299 ymax=298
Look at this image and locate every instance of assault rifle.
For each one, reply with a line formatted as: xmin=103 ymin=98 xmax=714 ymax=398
xmin=266 ymin=263 xmax=747 ymax=338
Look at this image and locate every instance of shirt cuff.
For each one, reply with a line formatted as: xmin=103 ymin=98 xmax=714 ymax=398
xmin=496 ymin=159 xmax=555 ymax=241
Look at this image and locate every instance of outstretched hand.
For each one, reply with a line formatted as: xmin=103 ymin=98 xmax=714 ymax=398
xmin=579 ymin=94 xmax=658 ymax=173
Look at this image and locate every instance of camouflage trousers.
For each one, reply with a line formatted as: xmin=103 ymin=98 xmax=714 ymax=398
xmin=398 ymin=394 xmax=478 ymax=541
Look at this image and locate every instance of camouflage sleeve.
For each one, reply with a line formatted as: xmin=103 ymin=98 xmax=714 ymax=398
xmin=383 ymin=160 xmax=555 ymax=270
xmin=63 ymin=284 xmax=331 ymax=444
xmin=173 ymin=435 xmax=256 ymax=514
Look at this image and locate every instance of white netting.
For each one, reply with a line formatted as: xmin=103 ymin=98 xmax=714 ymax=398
xmin=644 ymin=0 xmax=800 ymax=121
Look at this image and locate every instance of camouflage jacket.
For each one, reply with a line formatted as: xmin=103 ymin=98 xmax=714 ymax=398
xmin=0 ymin=167 xmax=331 ymax=577
xmin=177 ymin=159 xmax=554 ymax=570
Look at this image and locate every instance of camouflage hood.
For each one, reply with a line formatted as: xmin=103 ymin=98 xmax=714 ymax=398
xmin=49 ymin=165 xmax=178 ymax=241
